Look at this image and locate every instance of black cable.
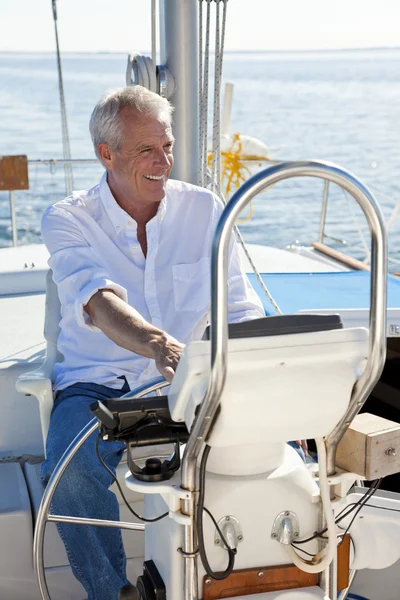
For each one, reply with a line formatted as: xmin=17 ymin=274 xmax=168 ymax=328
xmin=95 ymin=435 xmax=168 ymax=523
xmin=294 ymin=479 xmax=381 ymax=545
xmin=357 ymin=502 xmax=400 ymax=514
xmin=197 ymin=444 xmax=237 ymax=580
xmin=338 ymin=479 xmax=382 ymax=545
xmin=291 ymin=543 xmax=317 ymax=558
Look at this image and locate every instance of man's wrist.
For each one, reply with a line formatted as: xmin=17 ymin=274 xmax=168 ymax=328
xmin=145 ymin=330 xmax=169 ymax=360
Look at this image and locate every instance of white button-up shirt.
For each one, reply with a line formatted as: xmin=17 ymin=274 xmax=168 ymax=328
xmin=41 ymin=173 xmax=264 ymax=392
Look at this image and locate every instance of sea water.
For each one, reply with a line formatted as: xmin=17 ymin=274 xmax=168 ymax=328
xmin=0 ymin=49 xmax=399 ymax=269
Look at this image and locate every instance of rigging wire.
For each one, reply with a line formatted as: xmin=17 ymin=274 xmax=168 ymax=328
xmin=51 ymin=0 xmax=74 ymax=196
xmin=198 ymin=0 xmax=282 ymax=314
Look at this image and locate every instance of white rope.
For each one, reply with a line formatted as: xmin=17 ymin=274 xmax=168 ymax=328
xmin=151 ymin=0 xmax=157 ymax=83
xmin=219 ymin=191 xmax=283 ymax=315
xmin=211 ymin=0 xmax=221 ymax=195
xmin=201 ymin=0 xmax=212 ymax=186
xmin=342 ymin=189 xmax=371 ymax=263
xmin=198 ymin=0 xmax=282 ymax=314
xmin=198 ymin=0 xmax=205 ymax=185
xmin=51 ymin=0 xmax=74 ymax=196
xmin=387 ymin=201 xmax=400 ymax=233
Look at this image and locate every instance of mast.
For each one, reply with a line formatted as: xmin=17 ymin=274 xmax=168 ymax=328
xmin=159 ymin=0 xmax=199 ymax=185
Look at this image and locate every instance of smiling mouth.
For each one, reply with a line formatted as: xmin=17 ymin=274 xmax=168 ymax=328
xmin=144 ymin=174 xmax=165 ymax=181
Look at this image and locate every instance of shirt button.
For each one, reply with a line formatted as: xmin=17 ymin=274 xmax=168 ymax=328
xmin=144 ymin=369 xmax=149 ymax=375
xmin=146 ymin=273 xmax=151 ymax=278
xmin=151 ymin=310 xmax=156 ymax=316
xmin=132 ymin=245 xmax=139 ymax=250
xmin=127 ymin=220 xmax=133 ymax=226
xmin=116 ymin=226 xmax=120 ymax=231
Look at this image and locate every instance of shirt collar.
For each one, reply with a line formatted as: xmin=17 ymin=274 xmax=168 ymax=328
xmin=99 ymin=171 xmax=167 ymax=234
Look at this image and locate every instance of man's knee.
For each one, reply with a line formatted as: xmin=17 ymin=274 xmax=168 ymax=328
xmin=41 ymin=436 xmax=123 ymax=493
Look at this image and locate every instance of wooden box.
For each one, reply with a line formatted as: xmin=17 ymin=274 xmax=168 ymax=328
xmin=0 ymin=155 xmax=29 ymax=191
xmin=336 ymin=413 xmax=400 ymax=479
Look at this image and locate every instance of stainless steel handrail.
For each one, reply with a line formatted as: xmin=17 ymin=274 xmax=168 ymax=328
xmin=34 ymin=376 xmax=167 ymax=600
xmin=179 ymin=160 xmax=387 ymax=600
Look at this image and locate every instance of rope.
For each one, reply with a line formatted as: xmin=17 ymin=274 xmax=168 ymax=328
xmin=198 ymin=0 xmax=281 ymax=315
xmin=51 ymin=0 xmax=74 ymax=196
xmin=198 ymin=0 xmax=204 ymax=185
xmin=210 ymin=0 xmax=221 ymax=194
xmin=342 ymin=189 xmax=370 ymax=263
xmin=219 ymin=190 xmax=283 ymax=315
xmin=210 ymin=0 xmax=228 ymax=196
xmin=387 ymin=200 xmax=400 ymax=232
xmin=234 ymin=223 xmax=283 ymax=315
xmin=200 ymin=0 xmax=212 ymax=187
xmin=151 ymin=0 xmax=157 ymax=82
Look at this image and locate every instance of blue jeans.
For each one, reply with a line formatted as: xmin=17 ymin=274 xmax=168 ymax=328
xmin=41 ymin=380 xmax=130 ymax=600
xmin=287 ymin=440 xmax=306 ymax=461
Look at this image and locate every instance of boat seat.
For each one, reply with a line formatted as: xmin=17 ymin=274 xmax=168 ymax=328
xmin=14 ymin=268 xmax=160 ymax=498
xmin=169 ymin=316 xmax=369 ymax=474
xmin=16 ymin=269 xmax=62 ymax=446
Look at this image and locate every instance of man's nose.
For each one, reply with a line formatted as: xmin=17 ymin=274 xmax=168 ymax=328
xmin=155 ymin=149 xmax=171 ymax=167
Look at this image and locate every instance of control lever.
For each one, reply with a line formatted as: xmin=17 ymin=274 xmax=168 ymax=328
xmin=90 ymin=400 xmax=118 ymax=430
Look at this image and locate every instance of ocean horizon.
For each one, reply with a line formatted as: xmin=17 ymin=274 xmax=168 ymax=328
xmin=0 ymin=48 xmax=399 ymax=270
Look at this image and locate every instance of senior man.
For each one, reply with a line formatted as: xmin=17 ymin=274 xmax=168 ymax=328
xmin=40 ymin=86 xmax=265 ymax=600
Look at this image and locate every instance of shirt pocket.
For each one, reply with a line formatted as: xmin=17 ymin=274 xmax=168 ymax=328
xmin=172 ymin=256 xmax=210 ymax=312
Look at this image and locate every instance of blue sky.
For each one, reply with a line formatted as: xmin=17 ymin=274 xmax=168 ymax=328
xmin=1 ymin=0 xmax=400 ymax=53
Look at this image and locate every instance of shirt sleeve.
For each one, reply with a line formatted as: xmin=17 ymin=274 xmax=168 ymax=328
xmin=41 ymin=206 xmax=128 ymax=332
xmin=210 ymin=195 xmax=265 ymax=323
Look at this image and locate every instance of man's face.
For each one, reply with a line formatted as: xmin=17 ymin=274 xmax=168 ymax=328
xmin=106 ymin=108 xmax=175 ymax=206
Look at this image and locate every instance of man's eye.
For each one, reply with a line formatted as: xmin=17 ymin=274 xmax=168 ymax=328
xmin=141 ymin=148 xmax=151 ymax=153
xmin=164 ymin=143 xmax=173 ymax=150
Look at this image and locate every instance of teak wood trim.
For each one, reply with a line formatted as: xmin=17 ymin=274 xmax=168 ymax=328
xmin=312 ymin=241 xmax=370 ymax=271
xmin=202 ymin=564 xmax=317 ymax=599
xmin=337 ymin=535 xmax=351 ymax=591
xmin=203 ymin=537 xmax=351 ymax=599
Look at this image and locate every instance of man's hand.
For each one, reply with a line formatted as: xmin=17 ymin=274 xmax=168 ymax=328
xmin=148 ymin=333 xmax=185 ymax=383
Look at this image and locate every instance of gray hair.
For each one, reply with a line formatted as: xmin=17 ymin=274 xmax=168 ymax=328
xmin=89 ymin=86 xmax=174 ymax=163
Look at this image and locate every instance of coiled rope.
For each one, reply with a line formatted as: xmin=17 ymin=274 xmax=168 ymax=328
xmin=51 ymin=0 xmax=74 ymax=196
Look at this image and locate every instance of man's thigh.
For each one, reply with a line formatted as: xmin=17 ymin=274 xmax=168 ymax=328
xmin=42 ymin=382 xmax=126 ymax=482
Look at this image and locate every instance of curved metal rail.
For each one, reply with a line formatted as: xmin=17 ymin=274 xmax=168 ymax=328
xmin=179 ymin=160 xmax=387 ymax=600
xmin=34 ymin=377 xmax=168 ymax=600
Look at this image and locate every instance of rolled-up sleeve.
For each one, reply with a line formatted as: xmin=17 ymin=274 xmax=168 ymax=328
xmin=41 ymin=207 xmax=128 ymax=332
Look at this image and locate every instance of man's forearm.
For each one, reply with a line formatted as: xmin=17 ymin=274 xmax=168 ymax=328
xmin=85 ymin=289 xmax=165 ymax=356
xmin=84 ymin=289 xmax=183 ymax=381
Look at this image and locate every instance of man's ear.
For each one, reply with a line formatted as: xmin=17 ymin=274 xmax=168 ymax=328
xmin=98 ymin=143 xmax=113 ymax=168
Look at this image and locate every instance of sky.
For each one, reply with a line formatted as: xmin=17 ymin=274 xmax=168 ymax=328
xmin=0 ymin=0 xmax=400 ymax=53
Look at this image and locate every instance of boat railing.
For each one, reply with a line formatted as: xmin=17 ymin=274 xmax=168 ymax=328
xmin=1 ymin=154 xmax=399 ymax=275
xmin=317 ymin=179 xmax=400 ymax=271
xmin=0 ymin=155 xmax=101 ymax=248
